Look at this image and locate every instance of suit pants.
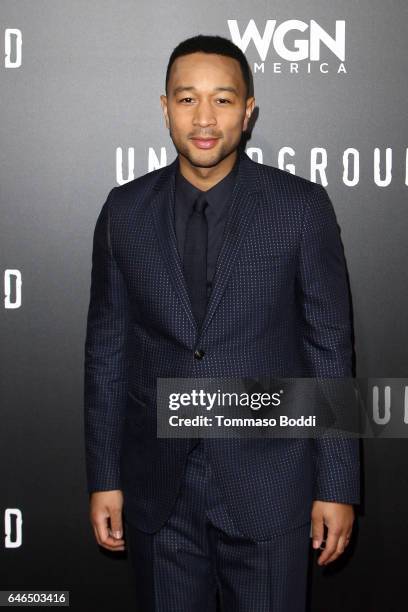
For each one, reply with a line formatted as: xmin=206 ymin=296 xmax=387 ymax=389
xmin=124 ymin=440 xmax=311 ymax=611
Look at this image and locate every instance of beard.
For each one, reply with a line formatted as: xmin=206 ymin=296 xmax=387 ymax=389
xmin=169 ymin=129 xmax=238 ymax=169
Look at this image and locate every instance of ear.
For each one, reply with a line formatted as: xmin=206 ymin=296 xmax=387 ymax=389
xmin=243 ymin=97 xmax=255 ymax=131
xmin=160 ymin=94 xmax=170 ymax=129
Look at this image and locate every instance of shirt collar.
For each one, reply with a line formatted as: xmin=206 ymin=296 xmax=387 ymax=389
xmin=175 ymin=152 xmax=240 ymax=209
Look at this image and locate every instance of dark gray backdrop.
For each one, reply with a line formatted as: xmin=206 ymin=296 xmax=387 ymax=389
xmin=1 ymin=1 xmax=407 ymax=610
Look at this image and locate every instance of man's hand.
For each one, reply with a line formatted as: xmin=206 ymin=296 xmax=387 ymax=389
xmin=89 ymin=490 xmax=125 ymax=551
xmin=311 ymin=500 xmax=354 ymax=566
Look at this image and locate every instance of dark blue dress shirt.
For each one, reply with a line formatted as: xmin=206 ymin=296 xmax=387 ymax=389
xmin=174 ymin=153 xmax=240 ymax=298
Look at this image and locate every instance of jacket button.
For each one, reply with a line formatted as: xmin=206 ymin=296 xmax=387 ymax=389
xmin=194 ymin=349 xmax=205 ymax=359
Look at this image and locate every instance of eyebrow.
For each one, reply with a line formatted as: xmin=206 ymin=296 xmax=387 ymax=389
xmin=172 ymin=85 xmax=239 ymax=96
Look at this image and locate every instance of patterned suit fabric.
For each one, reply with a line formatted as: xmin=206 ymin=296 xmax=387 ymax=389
xmin=124 ymin=439 xmax=311 ymax=611
xmin=83 ymin=148 xmax=360 ymax=540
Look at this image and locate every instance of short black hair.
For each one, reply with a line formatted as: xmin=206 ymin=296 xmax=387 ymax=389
xmin=165 ymin=34 xmax=252 ymax=98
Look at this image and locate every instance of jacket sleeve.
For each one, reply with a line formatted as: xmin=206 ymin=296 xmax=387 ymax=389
xmin=295 ymin=182 xmax=360 ymax=504
xmin=83 ymin=188 xmax=130 ymax=493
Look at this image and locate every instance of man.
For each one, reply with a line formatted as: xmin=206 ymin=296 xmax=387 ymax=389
xmin=84 ymin=34 xmax=360 ymax=611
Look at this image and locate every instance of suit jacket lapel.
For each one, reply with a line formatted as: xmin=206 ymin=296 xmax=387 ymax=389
xmin=150 ymin=158 xmax=197 ymax=331
xmin=150 ymin=149 xmax=262 ymax=340
xmin=199 ymin=150 xmax=261 ymax=338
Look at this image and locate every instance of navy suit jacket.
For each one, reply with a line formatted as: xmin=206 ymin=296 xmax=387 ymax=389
xmin=84 ymin=148 xmax=360 ymax=539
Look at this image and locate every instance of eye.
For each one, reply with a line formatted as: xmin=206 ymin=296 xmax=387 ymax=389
xmin=216 ymin=98 xmax=231 ymax=104
xmin=179 ymin=97 xmax=194 ymax=103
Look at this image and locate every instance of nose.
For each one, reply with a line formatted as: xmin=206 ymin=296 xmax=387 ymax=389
xmin=192 ymin=100 xmax=216 ymax=128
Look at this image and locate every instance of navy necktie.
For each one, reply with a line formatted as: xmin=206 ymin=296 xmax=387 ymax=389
xmin=183 ymin=193 xmax=208 ymax=327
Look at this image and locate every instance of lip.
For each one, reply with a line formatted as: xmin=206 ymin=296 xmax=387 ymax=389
xmin=191 ymin=138 xmax=219 ymax=149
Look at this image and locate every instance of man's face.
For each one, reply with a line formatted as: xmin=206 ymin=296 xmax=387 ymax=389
xmin=160 ymin=52 xmax=255 ymax=169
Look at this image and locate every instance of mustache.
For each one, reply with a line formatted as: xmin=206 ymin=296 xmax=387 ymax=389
xmin=189 ymin=133 xmax=222 ymax=139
